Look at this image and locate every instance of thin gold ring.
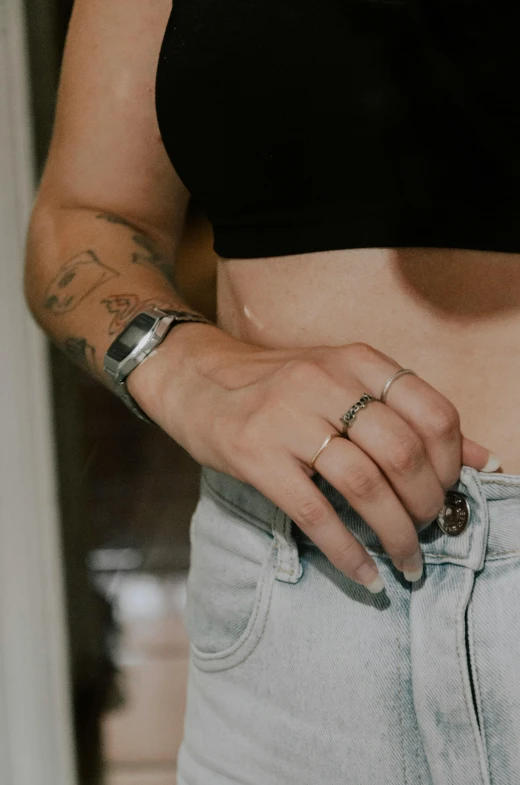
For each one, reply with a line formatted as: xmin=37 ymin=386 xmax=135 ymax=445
xmin=308 ymin=433 xmax=343 ymax=471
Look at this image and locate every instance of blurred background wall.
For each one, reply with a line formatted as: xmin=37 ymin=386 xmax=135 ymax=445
xmin=0 ymin=1 xmax=76 ymax=784
xmin=18 ymin=1 xmax=218 ymax=783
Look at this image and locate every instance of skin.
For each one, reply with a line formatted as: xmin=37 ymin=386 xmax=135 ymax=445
xmin=218 ymin=247 xmax=520 ymax=473
xmin=24 ymin=0 xmax=510 ymax=591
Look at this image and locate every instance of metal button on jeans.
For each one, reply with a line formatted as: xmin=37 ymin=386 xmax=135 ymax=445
xmin=436 ymin=491 xmax=471 ymax=536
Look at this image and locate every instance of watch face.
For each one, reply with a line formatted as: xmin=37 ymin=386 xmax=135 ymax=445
xmin=119 ymin=324 xmax=146 ymax=350
xmin=108 ymin=312 xmax=157 ymax=362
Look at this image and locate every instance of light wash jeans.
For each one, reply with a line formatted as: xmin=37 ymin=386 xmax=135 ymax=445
xmin=176 ymin=464 xmax=520 ymax=784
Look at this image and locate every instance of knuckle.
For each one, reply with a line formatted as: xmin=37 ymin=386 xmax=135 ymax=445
xmin=334 ymin=537 xmax=361 ymax=568
xmin=345 ymin=341 xmax=375 ymax=362
xmin=414 ymin=490 xmax=446 ymax=526
xmin=387 ymin=433 xmax=426 ymax=475
xmin=294 ymin=495 xmax=330 ymax=530
xmin=423 ymin=492 xmax=447 ymax=522
xmin=425 ymin=404 xmax=461 ymax=440
xmin=388 ymin=534 xmax=420 ymax=565
xmin=282 ymin=358 xmax=326 ymax=386
xmin=445 ymin=468 xmax=463 ymax=490
xmin=344 ymin=463 xmax=383 ymax=500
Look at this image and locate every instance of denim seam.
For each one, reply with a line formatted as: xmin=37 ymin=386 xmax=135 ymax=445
xmin=479 ymin=476 xmax=520 ymax=487
xmin=412 ymin=716 xmax=425 ymax=785
xmin=467 ymin=599 xmax=493 ymax=784
xmin=484 ymin=550 xmax=520 ymax=560
xmin=456 ymin=576 xmax=490 ymax=784
xmin=190 ymin=542 xmax=277 ymax=671
xmin=272 ymin=507 xmax=303 ymax=582
xmin=192 ymin=570 xmax=276 ymax=672
xmin=396 ymin=615 xmax=410 ymax=785
xmin=409 ymin=623 xmax=426 ymax=785
xmin=469 ymin=472 xmax=492 ymax=574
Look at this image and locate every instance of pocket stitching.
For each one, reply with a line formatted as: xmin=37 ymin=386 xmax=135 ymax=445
xmin=189 ymin=539 xmax=277 ymax=672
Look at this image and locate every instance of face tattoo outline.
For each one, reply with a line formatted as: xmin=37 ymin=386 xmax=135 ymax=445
xmin=44 ymin=250 xmax=120 ymax=314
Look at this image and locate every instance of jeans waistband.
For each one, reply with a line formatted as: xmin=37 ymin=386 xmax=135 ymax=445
xmin=200 ymin=465 xmax=520 ymax=572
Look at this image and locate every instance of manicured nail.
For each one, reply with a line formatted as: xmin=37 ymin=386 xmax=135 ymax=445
xmin=365 ymin=574 xmax=386 ymax=593
xmin=481 ymin=453 xmax=502 ymax=473
xmin=355 ymin=563 xmax=386 ymax=593
xmin=402 ymin=550 xmax=423 ymax=583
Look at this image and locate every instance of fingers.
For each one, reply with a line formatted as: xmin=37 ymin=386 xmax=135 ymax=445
xmin=203 ymin=344 xmax=467 ymax=596
xmin=260 ymin=404 xmax=426 ymax=580
xmin=374 ymin=371 xmax=463 ymax=490
xmin=249 ymin=456 xmax=387 ymax=593
xmin=326 ymin=400 xmax=446 ymax=528
xmin=320 ymin=343 xmax=463 ymax=491
xmin=296 ymin=367 xmax=447 ymax=528
xmin=307 ymin=431 xmax=425 ymax=580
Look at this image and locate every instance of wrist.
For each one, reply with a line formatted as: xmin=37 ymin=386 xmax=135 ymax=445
xmin=125 ymin=321 xmax=236 ymax=420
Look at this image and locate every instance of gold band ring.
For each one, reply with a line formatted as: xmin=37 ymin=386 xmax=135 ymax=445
xmin=380 ymin=368 xmax=417 ymax=404
xmin=308 ymin=433 xmax=343 ymax=471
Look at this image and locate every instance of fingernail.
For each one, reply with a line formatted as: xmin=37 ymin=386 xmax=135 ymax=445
xmin=355 ymin=563 xmax=386 ymax=593
xmin=402 ymin=549 xmax=424 ymax=582
xmin=365 ymin=574 xmax=386 ymax=594
xmin=481 ymin=453 xmax=502 ymax=473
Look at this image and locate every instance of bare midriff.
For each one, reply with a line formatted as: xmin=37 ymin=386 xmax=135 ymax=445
xmin=216 ymin=247 xmax=520 ymax=474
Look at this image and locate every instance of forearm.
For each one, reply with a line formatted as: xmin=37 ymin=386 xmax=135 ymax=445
xmin=24 ymin=202 xmax=205 ymax=390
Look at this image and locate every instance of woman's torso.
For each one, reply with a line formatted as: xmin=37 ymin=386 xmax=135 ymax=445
xmin=155 ymin=1 xmax=520 ymax=471
xmin=217 ymin=248 xmax=520 ymax=473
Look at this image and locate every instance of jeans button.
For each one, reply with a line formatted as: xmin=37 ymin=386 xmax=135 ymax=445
xmin=436 ymin=491 xmax=471 ymax=536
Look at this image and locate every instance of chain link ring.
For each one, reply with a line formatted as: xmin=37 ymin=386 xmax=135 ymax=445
xmin=340 ymin=393 xmax=376 ymax=437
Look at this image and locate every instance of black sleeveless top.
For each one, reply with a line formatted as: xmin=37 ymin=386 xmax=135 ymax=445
xmin=155 ymin=1 xmax=520 ymax=259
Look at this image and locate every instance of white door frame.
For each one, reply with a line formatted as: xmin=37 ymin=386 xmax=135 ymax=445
xmin=0 ymin=1 xmax=77 ymax=783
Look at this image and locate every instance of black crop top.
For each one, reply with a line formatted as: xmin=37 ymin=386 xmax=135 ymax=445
xmin=155 ymin=1 xmax=520 ymax=259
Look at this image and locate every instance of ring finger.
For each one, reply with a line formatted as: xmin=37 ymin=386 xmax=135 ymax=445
xmin=305 ymin=374 xmax=447 ymax=527
xmin=297 ymin=420 xmax=426 ymax=579
xmin=327 ymin=399 xmax=446 ymax=528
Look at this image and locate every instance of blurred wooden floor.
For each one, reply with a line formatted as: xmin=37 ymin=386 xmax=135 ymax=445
xmin=101 ymin=572 xmax=190 ymax=784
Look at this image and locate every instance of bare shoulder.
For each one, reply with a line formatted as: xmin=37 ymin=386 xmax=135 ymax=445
xmin=38 ymin=0 xmax=188 ymax=238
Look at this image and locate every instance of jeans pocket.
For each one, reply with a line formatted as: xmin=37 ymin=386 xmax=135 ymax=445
xmin=185 ymin=488 xmax=277 ymax=673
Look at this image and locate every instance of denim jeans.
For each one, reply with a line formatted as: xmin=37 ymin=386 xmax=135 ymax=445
xmin=176 ymin=464 xmax=520 ymax=785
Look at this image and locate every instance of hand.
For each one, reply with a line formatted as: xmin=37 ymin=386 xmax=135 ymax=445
xmin=129 ymin=325 xmax=498 ymax=591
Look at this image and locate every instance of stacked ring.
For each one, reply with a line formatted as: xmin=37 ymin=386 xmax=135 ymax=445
xmin=380 ymin=368 xmax=417 ymax=404
xmin=308 ymin=433 xmax=342 ymax=471
xmin=340 ymin=392 xmax=376 ymax=437
xmin=307 ymin=367 xmax=418 ymax=470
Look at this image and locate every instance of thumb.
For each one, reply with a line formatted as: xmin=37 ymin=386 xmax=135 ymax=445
xmin=462 ymin=436 xmax=502 ymax=473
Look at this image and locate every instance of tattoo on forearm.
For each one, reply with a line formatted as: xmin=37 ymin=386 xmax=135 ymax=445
xmin=96 ymin=212 xmax=175 ymax=285
xmin=101 ymin=294 xmax=139 ymax=335
xmin=63 ymin=336 xmax=96 ymax=371
xmin=101 ymin=293 xmax=176 ymax=335
xmin=95 ymin=212 xmax=142 ymax=233
xmin=43 ymin=250 xmax=119 ymax=314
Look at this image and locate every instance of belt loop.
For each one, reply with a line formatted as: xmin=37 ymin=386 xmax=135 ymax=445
xmin=458 ymin=466 xmax=490 ymax=573
xmin=272 ymin=507 xmax=303 ymax=583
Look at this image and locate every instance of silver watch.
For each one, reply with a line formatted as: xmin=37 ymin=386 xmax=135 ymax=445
xmin=103 ymin=306 xmax=213 ymax=425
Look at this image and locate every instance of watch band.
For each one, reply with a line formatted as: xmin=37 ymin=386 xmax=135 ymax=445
xmin=116 ymin=382 xmax=160 ymax=426
xmin=104 ymin=308 xmax=214 ymax=426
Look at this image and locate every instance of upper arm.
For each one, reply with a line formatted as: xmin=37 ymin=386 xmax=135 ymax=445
xmin=36 ymin=0 xmax=189 ymax=241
